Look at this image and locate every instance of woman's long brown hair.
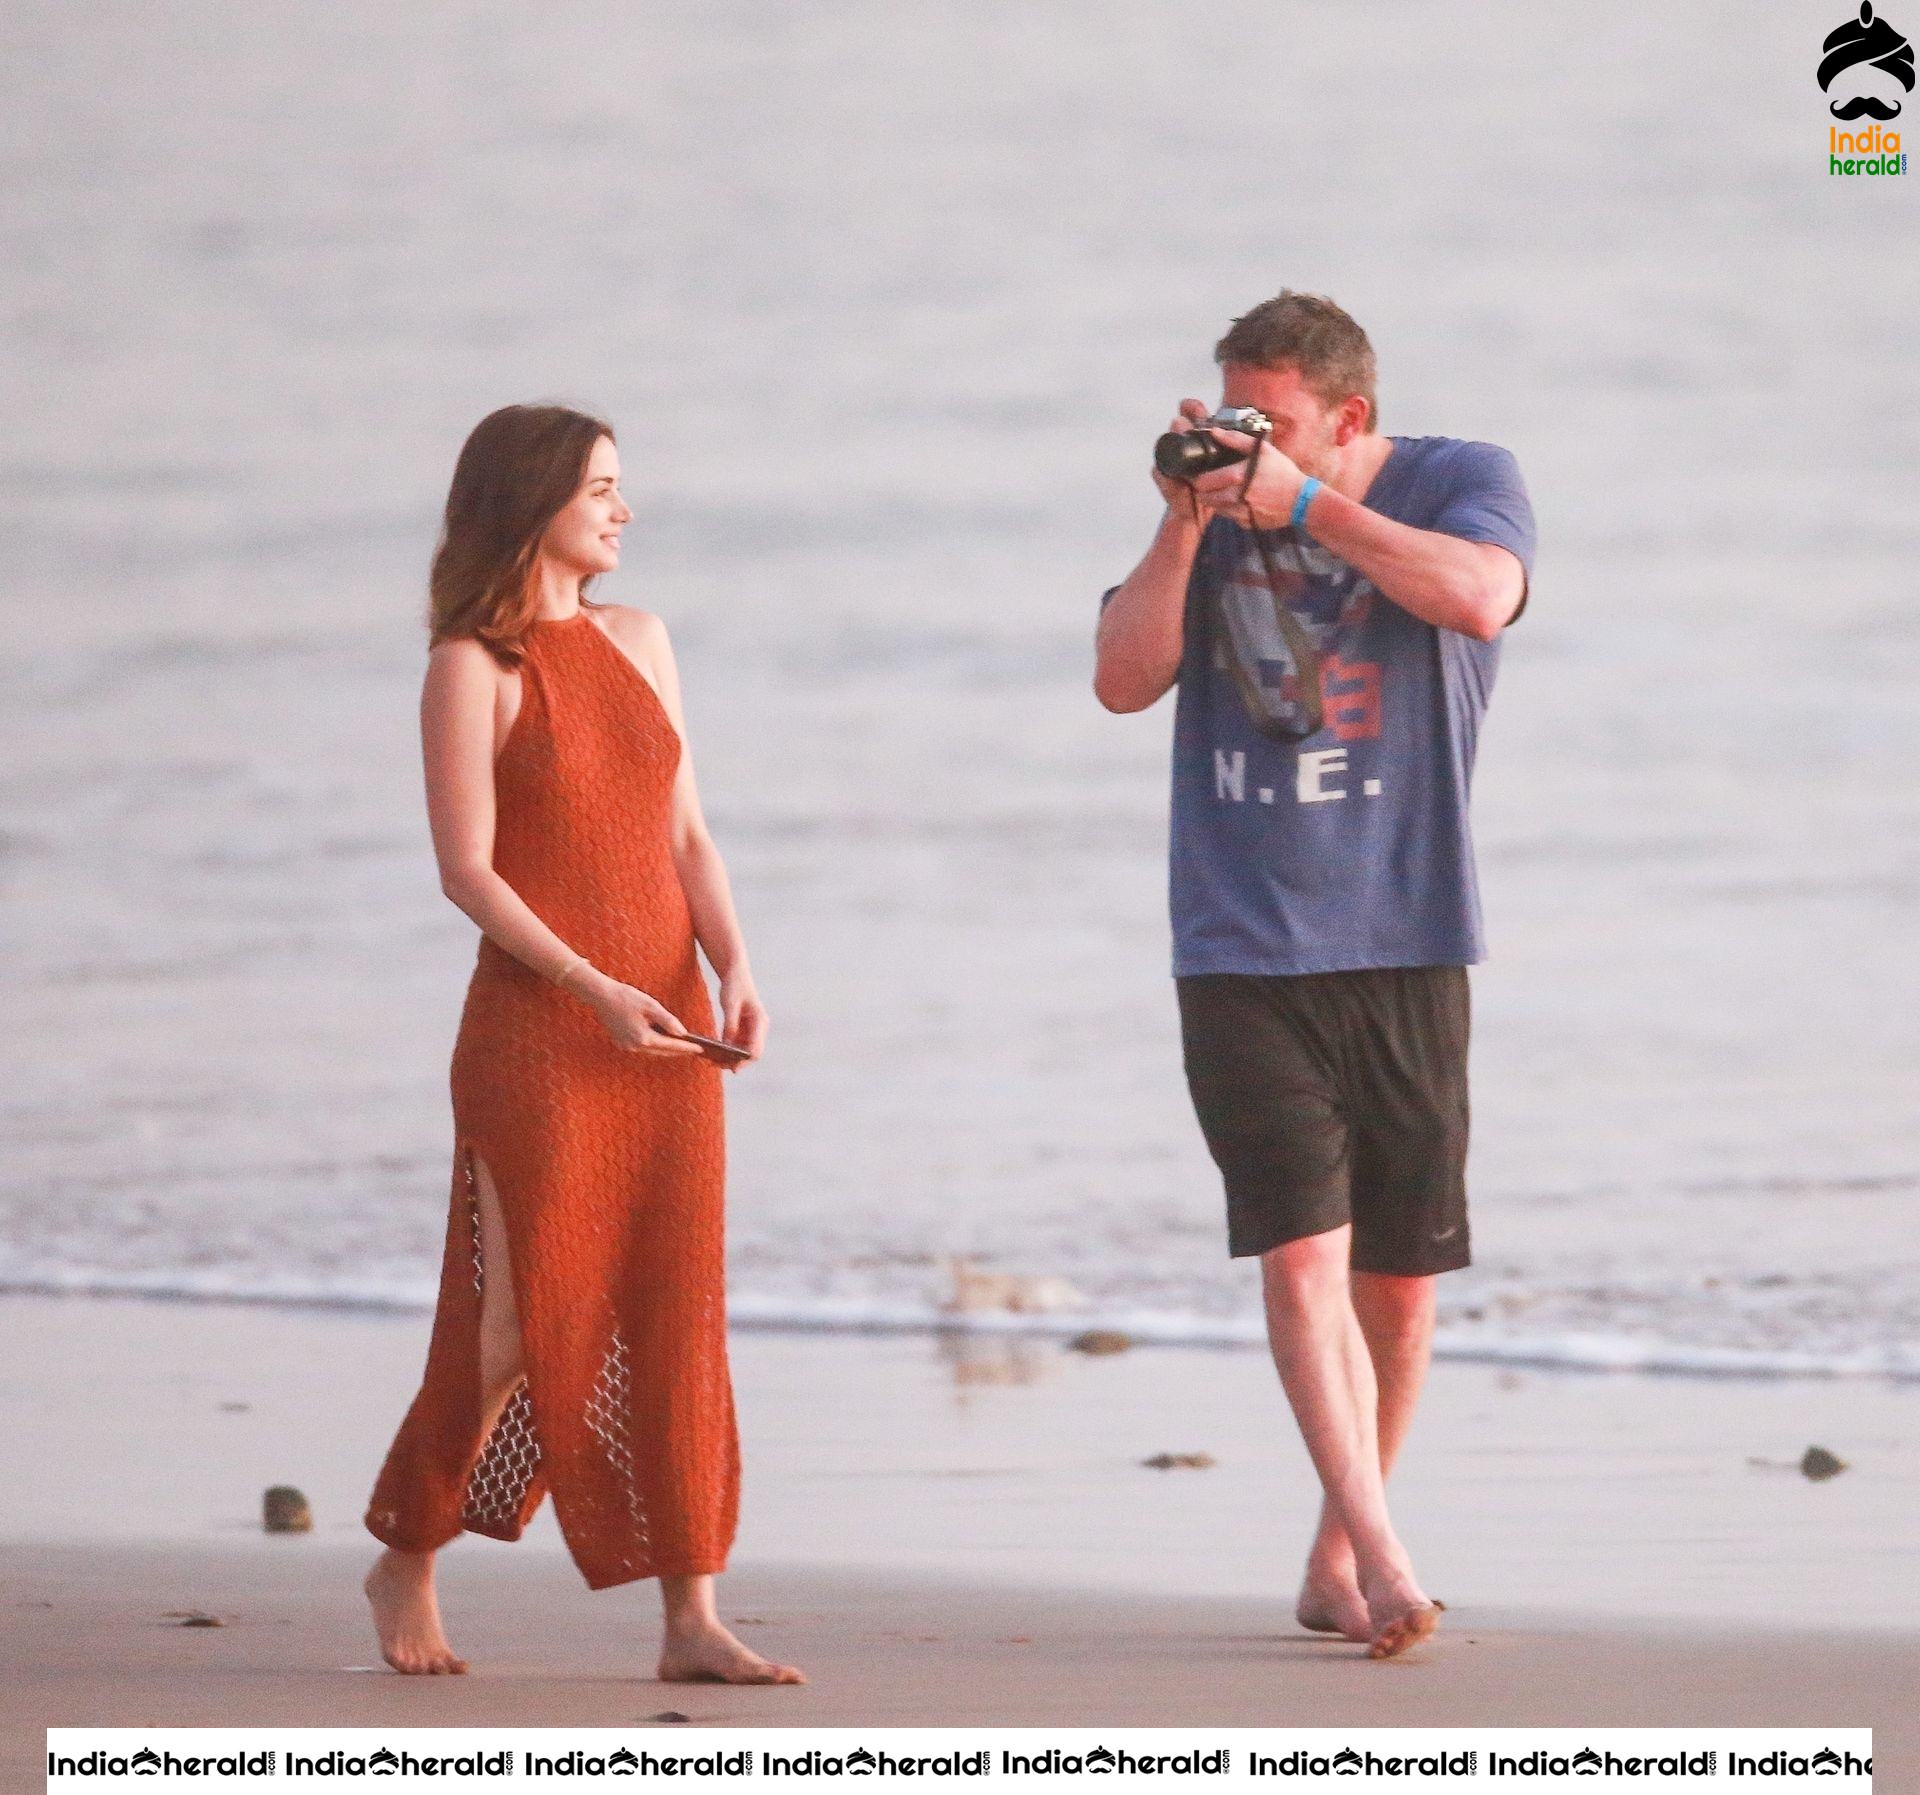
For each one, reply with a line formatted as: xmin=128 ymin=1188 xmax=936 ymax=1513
xmin=427 ymin=403 xmax=615 ymax=666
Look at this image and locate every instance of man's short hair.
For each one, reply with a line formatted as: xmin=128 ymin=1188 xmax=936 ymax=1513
xmin=1214 ymin=291 xmax=1379 ymax=433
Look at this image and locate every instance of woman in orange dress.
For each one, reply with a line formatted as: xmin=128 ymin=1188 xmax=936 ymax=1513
xmin=362 ymin=404 xmax=802 ymax=1685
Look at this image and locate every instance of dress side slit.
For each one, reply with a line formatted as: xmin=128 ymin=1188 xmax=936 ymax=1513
xmin=458 ymin=1143 xmax=544 ymax=1539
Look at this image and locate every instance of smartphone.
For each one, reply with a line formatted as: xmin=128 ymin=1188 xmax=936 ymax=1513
xmin=677 ymin=1029 xmax=752 ymax=1064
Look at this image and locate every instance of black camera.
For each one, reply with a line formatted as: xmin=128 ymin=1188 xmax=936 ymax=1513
xmin=1152 ymin=406 xmax=1273 ymax=480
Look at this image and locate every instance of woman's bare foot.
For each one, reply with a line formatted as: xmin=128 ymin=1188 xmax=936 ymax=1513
xmin=364 ymin=1548 xmax=468 ymax=1675
xmin=658 ymin=1621 xmax=805 ymax=1685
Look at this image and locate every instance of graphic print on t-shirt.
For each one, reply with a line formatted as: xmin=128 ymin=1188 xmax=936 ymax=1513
xmin=1214 ymin=531 xmax=1386 ymax=759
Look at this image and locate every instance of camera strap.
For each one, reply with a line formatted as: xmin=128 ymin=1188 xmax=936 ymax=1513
xmin=1216 ymin=439 xmax=1326 ymax=742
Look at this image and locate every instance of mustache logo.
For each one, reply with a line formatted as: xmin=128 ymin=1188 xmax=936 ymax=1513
xmin=1831 ymin=92 xmax=1905 ymax=116
xmin=1819 ymin=2 xmax=1914 ymax=118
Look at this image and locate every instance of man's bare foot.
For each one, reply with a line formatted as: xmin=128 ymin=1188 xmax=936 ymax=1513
xmin=1295 ymin=1524 xmax=1373 ymax=1640
xmin=1297 ymin=1591 xmax=1371 ymax=1640
xmin=1364 ymin=1586 xmax=1443 ymax=1660
xmin=658 ymin=1622 xmax=805 ymax=1686
xmin=1296 ymin=1563 xmax=1372 ymax=1642
xmin=364 ymin=1549 xmax=468 ymax=1675
xmin=1301 ymin=1594 xmax=1446 ymax=1634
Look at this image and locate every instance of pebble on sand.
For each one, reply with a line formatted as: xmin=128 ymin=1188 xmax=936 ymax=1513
xmin=1799 ymin=1446 xmax=1848 ymax=1481
xmin=1141 ymin=1451 xmax=1216 ymax=1470
xmin=263 ymin=1485 xmax=313 ymax=1532
xmin=1069 ymin=1329 xmax=1132 ymax=1355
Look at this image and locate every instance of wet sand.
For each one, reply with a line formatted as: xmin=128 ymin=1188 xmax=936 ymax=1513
xmin=3 ymin=1293 xmax=1913 ymax=1771
xmin=11 ymin=1538 xmax=1913 ymax=1741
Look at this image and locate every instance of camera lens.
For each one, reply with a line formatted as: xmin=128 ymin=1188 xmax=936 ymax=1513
xmin=1153 ymin=430 xmax=1250 ymax=481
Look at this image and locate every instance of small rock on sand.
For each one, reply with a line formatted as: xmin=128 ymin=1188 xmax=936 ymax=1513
xmin=1069 ymin=1329 xmax=1132 ymax=1355
xmin=1799 ymin=1446 xmax=1847 ymax=1481
xmin=1141 ymin=1451 xmax=1216 ymax=1470
xmin=263 ymin=1485 xmax=313 ymax=1533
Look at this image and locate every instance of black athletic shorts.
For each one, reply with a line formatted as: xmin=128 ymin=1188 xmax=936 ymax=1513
xmin=1175 ymin=967 xmax=1472 ymax=1277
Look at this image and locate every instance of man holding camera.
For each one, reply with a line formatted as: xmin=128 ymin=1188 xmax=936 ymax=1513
xmin=1095 ymin=291 xmax=1535 ymax=1660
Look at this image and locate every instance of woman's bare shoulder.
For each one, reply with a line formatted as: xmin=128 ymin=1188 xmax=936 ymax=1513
xmin=425 ymin=633 xmax=506 ymax=671
xmin=427 ymin=631 xmax=501 ymax=659
xmin=423 ymin=634 xmax=508 ymax=709
xmin=593 ymin=603 xmax=674 ymax=677
xmin=592 ymin=602 xmax=668 ymax=644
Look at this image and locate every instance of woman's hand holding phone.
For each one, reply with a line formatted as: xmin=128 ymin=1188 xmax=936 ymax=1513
xmin=580 ymin=975 xmax=706 ymax=1058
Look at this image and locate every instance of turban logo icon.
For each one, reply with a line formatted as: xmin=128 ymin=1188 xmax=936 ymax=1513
xmin=1820 ymin=2 xmax=1915 ymax=118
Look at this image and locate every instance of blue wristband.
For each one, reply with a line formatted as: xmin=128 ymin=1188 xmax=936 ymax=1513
xmin=1290 ymin=476 xmax=1323 ymax=532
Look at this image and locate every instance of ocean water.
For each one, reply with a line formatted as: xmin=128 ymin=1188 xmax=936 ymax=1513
xmin=3 ymin=2 xmax=1917 ymax=1377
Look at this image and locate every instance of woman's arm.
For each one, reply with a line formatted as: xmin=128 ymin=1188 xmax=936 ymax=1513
xmin=421 ymin=638 xmax=701 ymax=1057
xmin=627 ymin=612 xmax=768 ymax=1065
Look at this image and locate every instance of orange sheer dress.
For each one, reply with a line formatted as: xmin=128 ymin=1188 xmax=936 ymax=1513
xmin=364 ymin=605 xmax=738 ymax=1589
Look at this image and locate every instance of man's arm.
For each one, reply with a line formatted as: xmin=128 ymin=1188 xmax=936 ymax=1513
xmin=1292 ymin=490 xmax=1525 ymax=643
xmin=1093 ymin=503 xmax=1205 ymax=712
xmin=1190 ymin=436 xmax=1529 ymax=643
xmin=1096 ymin=397 xmax=1220 ymax=712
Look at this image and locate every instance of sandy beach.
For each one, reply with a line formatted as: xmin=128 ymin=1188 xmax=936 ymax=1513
xmin=4 ymin=1292 xmax=1914 ymax=1777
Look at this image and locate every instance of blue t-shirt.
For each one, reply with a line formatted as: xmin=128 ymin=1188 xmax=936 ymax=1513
xmin=1157 ymin=434 xmax=1536 ymax=977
